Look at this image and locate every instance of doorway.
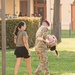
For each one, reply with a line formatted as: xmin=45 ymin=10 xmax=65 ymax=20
xmin=38 ymin=7 xmax=44 ymax=20
xmin=34 ymin=0 xmax=46 ymax=19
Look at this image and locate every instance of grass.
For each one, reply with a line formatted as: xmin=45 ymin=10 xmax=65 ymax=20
xmin=0 ymin=30 xmax=75 ymax=75
xmin=61 ymin=30 xmax=75 ymax=38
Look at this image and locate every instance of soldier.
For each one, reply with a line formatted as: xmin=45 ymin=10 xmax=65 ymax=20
xmin=34 ymin=20 xmax=50 ymax=75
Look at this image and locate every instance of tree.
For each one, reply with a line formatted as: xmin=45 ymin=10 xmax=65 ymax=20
xmin=52 ymin=0 xmax=61 ymax=43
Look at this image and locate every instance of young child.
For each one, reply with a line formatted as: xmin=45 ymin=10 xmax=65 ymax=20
xmin=44 ymin=35 xmax=59 ymax=57
xmin=37 ymin=33 xmax=59 ymax=57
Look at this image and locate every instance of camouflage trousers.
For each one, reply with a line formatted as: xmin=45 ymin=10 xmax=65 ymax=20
xmin=34 ymin=49 xmax=50 ymax=75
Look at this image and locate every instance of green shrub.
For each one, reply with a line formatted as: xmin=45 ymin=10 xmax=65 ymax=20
xmin=0 ymin=18 xmax=40 ymax=48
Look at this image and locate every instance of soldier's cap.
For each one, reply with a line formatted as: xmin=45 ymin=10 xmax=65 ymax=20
xmin=43 ymin=20 xmax=50 ymax=26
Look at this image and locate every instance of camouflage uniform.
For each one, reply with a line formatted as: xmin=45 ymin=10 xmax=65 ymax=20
xmin=35 ymin=26 xmax=50 ymax=75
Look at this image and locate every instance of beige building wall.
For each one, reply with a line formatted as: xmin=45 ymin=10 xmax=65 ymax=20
xmin=15 ymin=0 xmax=20 ymax=16
xmin=0 ymin=0 xmax=20 ymax=16
xmin=0 ymin=0 xmax=13 ymax=15
xmin=61 ymin=0 xmax=74 ymax=25
xmin=61 ymin=0 xmax=74 ymax=29
xmin=6 ymin=0 xmax=13 ymax=15
xmin=46 ymin=0 xmax=51 ymax=23
xmin=6 ymin=0 xmax=20 ymax=16
xmin=30 ymin=0 xmax=34 ymax=16
xmin=49 ymin=0 xmax=74 ymax=30
xmin=0 ymin=0 xmax=15 ymax=15
xmin=0 ymin=0 xmax=33 ymax=17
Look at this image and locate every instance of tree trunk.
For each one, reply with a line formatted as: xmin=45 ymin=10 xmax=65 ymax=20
xmin=73 ymin=0 xmax=75 ymax=3
xmin=52 ymin=0 xmax=61 ymax=43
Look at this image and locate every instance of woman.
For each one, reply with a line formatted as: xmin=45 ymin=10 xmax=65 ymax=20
xmin=14 ymin=21 xmax=32 ymax=75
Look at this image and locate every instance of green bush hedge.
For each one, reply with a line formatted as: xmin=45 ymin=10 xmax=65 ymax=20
xmin=0 ymin=18 xmax=40 ymax=48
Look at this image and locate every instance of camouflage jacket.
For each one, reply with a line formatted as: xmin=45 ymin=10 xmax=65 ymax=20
xmin=35 ymin=26 xmax=48 ymax=50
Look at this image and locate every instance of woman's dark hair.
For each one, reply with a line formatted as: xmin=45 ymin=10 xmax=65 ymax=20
xmin=14 ymin=21 xmax=26 ymax=36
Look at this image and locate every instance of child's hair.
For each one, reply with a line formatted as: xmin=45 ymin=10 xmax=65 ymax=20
xmin=14 ymin=21 xmax=26 ymax=36
xmin=55 ymin=50 xmax=59 ymax=56
xmin=47 ymin=35 xmax=59 ymax=57
xmin=50 ymin=46 xmax=59 ymax=56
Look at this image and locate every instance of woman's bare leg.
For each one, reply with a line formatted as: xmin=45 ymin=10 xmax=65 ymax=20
xmin=25 ymin=57 xmax=32 ymax=75
xmin=14 ymin=58 xmax=22 ymax=75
